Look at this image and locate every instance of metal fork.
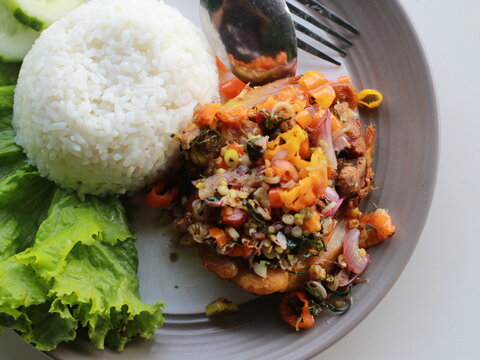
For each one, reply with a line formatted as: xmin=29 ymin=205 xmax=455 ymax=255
xmin=286 ymin=0 xmax=360 ymax=65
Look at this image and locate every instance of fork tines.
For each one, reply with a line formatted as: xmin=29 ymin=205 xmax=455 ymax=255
xmin=297 ymin=38 xmax=341 ymax=66
xmin=293 ymin=21 xmax=347 ymax=57
xmin=295 ymin=0 xmax=360 ymax=35
xmin=286 ymin=0 xmax=359 ymax=65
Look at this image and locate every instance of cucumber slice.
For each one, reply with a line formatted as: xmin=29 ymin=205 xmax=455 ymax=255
xmin=4 ymin=0 xmax=84 ymax=31
xmin=0 ymin=2 xmax=39 ymax=62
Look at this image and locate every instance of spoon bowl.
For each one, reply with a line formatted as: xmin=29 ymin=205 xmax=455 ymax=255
xmin=199 ymin=0 xmax=297 ymax=85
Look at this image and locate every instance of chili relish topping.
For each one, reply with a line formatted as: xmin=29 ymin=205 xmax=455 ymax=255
xmin=170 ymin=71 xmax=394 ymax=330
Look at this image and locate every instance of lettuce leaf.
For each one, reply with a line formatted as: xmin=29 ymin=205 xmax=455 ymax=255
xmin=0 ymin=85 xmax=164 ymax=351
xmin=0 ymin=190 xmax=165 ymax=351
xmin=0 ymin=85 xmax=14 ymax=115
xmin=0 ymin=85 xmax=55 ymax=261
xmin=0 ymin=63 xmax=21 ymax=86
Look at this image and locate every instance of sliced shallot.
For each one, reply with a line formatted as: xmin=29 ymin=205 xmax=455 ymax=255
xmin=305 ymin=105 xmax=319 ymax=116
xmin=342 ymin=229 xmax=370 ymax=275
xmin=310 ymin=109 xmax=337 ymax=169
xmin=325 ymin=187 xmax=340 ymax=202
xmin=321 ymin=198 xmax=344 ymax=217
xmin=272 ymin=149 xmax=287 ymax=162
xmin=253 ymin=262 xmax=268 ymax=278
xmin=333 ymin=135 xmax=350 ymax=152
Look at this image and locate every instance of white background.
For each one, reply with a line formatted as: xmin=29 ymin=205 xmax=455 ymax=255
xmin=1 ymin=0 xmax=479 ymax=359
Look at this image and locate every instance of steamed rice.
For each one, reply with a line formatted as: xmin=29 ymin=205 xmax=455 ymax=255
xmin=13 ymin=0 xmax=218 ymax=195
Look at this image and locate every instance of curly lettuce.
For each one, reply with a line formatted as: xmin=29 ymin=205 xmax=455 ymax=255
xmin=0 ymin=85 xmax=55 ymax=261
xmin=0 ymin=85 xmax=164 ymax=351
xmin=0 ymin=63 xmax=21 ymax=86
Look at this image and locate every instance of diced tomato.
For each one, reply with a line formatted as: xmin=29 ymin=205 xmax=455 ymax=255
xmin=220 ymin=78 xmax=246 ymax=100
xmin=221 ymin=206 xmax=249 ymax=227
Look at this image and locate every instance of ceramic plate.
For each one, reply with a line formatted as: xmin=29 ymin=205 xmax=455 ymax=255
xmin=27 ymin=0 xmax=438 ymax=358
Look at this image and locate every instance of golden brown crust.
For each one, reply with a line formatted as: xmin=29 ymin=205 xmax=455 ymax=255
xmin=233 ymin=266 xmax=289 ymax=294
xmin=199 ymin=247 xmax=239 ymax=279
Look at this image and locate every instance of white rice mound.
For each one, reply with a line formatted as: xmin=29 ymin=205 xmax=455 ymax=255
xmin=13 ymin=0 xmax=218 ymax=195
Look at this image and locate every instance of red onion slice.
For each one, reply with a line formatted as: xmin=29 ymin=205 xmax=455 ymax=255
xmin=310 ymin=109 xmax=328 ymax=145
xmin=310 ymin=109 xmax=337 ymax=169
xmin=321 ymin=198 xmax=344 ymax=217
xmin=343 ymin=229 xmax=370 ymax=274
xmin=271 ymin=149 xmax=287 ymax=162
xmin=332 ymin=123 xmax=352 ymax=140
xmin=325 ymin=187 xmax=340 ymax=202
xmin=333 ymin=135 xmax=350 ymax=152
xmin=305 ymin=105 xmax=319 ymax=116
xmin=271 ymin=159 xmax=299 ymax=182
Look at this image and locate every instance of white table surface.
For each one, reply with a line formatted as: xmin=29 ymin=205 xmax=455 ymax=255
xmin=1 ymin=0 xmax=479 ymax=359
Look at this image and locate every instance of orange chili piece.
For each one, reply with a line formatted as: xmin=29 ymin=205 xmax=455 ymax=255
xmin=299 ymin=71 xmax=336 ymax=108
xmin=360 ymin=209 xmax=396 ymax=241
xmin=216 ymin=106 xmax=249 ymax=125
xmin=195 ymin=104 xmax=219 ymax=128
xmin=195 ymin=104 xmax=220 ymax=127
xmin=146 ymin=180 xmax=180 ymax=209
xmin=268 ymin=187 xmax=283 ymax=209
xmin=280 ymin=291 xmax=315 ymax=331
xmin=295 ymin=109 xmax=313 ymax=129
xmin=209 ymin=227 xmax=229 ymax=248
xmin=302 ymin=209 xmax=321 ymax=233
xmin=299 ymin=138 xmax=310 ymax=159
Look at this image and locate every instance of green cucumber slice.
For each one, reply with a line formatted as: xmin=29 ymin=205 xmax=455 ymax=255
xmin=0 ymin=2 xmax=39 ymax=62
xmin=4 ymin=0 xmax=84 ymax=31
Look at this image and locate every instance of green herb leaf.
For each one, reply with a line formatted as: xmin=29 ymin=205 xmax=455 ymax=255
xmin=190 ymin=129 xmax=221 ymax=145
xmin=308 ymin=300 xmax=323 ymax=317
xmin=243 ymin=200 xmax=267 ymax=230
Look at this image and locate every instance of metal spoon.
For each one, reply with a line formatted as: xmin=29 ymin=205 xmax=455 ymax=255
xmin=199 ymin=0 xmax=297 ymax=85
